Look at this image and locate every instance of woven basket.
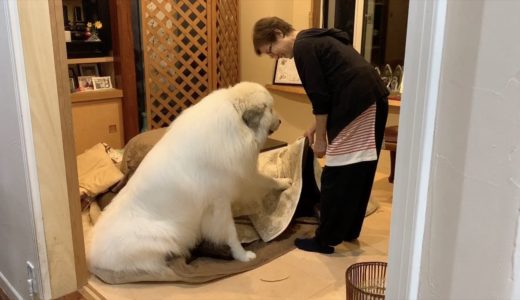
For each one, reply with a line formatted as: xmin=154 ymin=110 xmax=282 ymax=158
xmin=346 ymin=261 xmax=387 ymax=300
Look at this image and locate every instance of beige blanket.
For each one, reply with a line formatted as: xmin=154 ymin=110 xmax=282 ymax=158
xmin=86 ymin=131 xmax=378 ymax=284
xmin=244 ymin=137 xmax=309 ymax=241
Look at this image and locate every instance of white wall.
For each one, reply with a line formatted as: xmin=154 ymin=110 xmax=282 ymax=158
xmin=419 ymin=0 xmax=520 ymax=298
xmin=240 ymin=0 xmax=296 ymax=85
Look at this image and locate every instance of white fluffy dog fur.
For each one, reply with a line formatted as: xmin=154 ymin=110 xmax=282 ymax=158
xmin=88 ymin=82 xmax=290 ymax=277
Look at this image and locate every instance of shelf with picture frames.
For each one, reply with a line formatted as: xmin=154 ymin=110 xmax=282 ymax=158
xmin=67 ymin=56 xmax=114 ymax=65
xmin=70 ymin=88 xmax=123 ymax=103
xmin=265 ymin=84 xmax=401 ymax=114
xmin=68 ymin=55 xmax=120 ymax=98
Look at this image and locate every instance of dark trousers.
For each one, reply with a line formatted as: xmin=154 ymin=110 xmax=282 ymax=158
xmin=315 ymin=97 xmax=388 ymax=245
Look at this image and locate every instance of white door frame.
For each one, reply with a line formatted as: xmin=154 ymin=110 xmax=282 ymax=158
xmin=385 ymin=0 xmax=447 ymax=298
xmin=1 ymin=0 xmax=51 ymax=299
xmin=352 ymin=0 xmax=365 ymax=52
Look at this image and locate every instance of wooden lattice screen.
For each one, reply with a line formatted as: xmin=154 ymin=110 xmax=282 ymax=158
xmin=141 ymin=0 xmax=239 ymax=129
xmin=214 ymin=0 xmax=239 ymax=89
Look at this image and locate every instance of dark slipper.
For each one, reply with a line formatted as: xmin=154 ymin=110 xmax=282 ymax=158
xmin=294 ymin=237 xmax=334 ymax=254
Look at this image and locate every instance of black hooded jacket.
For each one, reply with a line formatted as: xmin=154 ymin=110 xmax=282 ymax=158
xmin=293 ymin=28 xmax=388 ymax=142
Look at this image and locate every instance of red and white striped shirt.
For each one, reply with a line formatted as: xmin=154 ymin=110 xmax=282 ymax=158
xmin=325 ymin=103 xmax=377 ymax=166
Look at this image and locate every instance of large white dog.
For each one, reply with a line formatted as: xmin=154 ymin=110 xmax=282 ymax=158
xmin=88 ymin=82 xmax=290 ymax=279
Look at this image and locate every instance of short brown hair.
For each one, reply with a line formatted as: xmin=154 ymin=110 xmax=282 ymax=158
xmin=252 ymin=17 xmax=295 ymax=55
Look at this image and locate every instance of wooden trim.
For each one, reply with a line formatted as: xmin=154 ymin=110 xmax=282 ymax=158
xmin=109 ymin=0 xmax=139 ymax=142
xmin=71 ymin=88 xmax=123 ymax=103
xmin=310 ymin=0 xmax=321 ymax=27
xmin=139 ymin=0 xmax=151 ymax=131
xmin=265 ymin=84 xmax=306 ymax=95
xmin=236 ymin=0 xmax=240 ymax=81
xmin=57 ymin=291 xmax=87 ymax=300
xmin=209 ymin=0 xmax=217 ymax=91
xmin=67 ymin=57 xmax=114 ymax=65
xmin=0 ymin=285 xmax=9 ymax=300
xmin=80 ymin=283 xmax=106 ymax=300
xmin=47 ymin=0 xmax=88 ymax=289
xmin=388 ymin=99 xmax=401 ymax=114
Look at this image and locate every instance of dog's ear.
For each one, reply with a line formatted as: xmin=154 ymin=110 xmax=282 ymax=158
xmin=242 ymin=105 xmax=265 ymax=130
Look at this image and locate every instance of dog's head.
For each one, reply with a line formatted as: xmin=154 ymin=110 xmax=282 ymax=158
xmin=230 ymin=82 xmax=281 ymax=144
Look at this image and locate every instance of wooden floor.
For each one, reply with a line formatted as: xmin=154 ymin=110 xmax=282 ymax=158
xmin=58 ymin=291 xmax=87 ymax=300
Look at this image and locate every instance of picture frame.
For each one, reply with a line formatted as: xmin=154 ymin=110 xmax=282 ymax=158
xmin=68 ymin=66 xmax=76 ymax=79
xmin=73 ymin=6 xmax=83 ymax=22
xmin=92 ymin=76 xmax=113 ymax=90
xmin=63 ymin=5 xmax=68 ymax=26
xmin=273 ymin=58 xmax=302 ymax=85
xmin=69 ymin=78 xmax=75 ymax=93
xmin=79 ymin=63 xmax=99 ymax=77
xmin=77 ymin=76 xmax=94 ymax=91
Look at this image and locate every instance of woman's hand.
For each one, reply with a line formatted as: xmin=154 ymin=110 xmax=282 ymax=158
xmin=304 ymin=125 xmax=316 ymax=145
xmin=304 ymin=115 xmax=328 ymax=158
xmin=313 ymin=135 xmax=327 ymax=158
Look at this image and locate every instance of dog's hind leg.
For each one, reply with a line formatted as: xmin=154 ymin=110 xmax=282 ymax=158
xmin=201 ymin=202 xmax=256 ymax=262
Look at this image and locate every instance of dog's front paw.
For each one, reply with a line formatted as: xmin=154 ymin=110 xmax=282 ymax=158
xmin=275 ymin=178 xmax=292 ymax=190
xmin=234 ymin=250 xmax=256 ymax=262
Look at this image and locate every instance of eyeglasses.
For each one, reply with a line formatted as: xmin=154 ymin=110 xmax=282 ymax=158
xmin=267 ymin=43 xmax=273 ymax=55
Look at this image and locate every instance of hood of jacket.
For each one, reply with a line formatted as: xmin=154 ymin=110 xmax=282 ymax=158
xmin=297 ymin=28 xmax=352 ymax=45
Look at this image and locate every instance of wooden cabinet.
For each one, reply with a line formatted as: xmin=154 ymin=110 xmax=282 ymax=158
xmin=68 ymin=56 xmax=125 ymax=154
xmin=70 ymin=88 xmax=124 ymax=154
xmin=63 ymin=0 xmax=139 ymax=154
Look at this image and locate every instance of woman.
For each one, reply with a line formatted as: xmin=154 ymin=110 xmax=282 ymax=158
xmin=253 ymin=17 xmax=389 ymax=254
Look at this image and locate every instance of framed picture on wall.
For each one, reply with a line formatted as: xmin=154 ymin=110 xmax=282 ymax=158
xmin=273 ymin=58 xmax=302 ymax=85
xmin=79 ymin=63 xmax=99 ymax=77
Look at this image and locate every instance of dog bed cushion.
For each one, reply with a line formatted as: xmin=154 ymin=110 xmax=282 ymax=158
xmin=77 ymin=143 xmax=124 ymax=197
xmin=85 ymin=131 xmax=378 ymax=284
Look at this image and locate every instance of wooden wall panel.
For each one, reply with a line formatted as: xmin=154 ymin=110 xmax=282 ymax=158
xmin=110 ymin=0 xmax=140 ymax=142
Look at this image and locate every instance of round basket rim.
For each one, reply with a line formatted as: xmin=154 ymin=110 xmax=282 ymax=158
xmin=346 ymin=261 xmax=388 ymax=297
